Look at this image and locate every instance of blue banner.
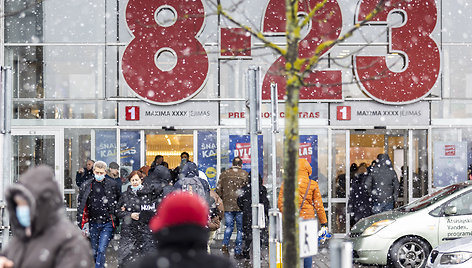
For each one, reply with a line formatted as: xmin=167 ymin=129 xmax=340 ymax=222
xmin=197 ymin=131 xmax=218 ymax=189
xmin=229 ymin=135 xmax=264 ymax=176
xmin=95 ymin=130 xmax=117 ymax=165
xmin=299 ymin=135 xmax=318 ymax=180
xmin=120 ymin=130 xmax=141 ymax=178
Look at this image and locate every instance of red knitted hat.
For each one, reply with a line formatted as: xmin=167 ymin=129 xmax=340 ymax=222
xmin=149 ymin=192 xmax=209 ymax=233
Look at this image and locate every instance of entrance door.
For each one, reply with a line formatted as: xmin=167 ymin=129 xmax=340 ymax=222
xmin=348 ymin=129 xmax=429 ymax=205
xmin=11 ymin=129 xmax=64 ymax=192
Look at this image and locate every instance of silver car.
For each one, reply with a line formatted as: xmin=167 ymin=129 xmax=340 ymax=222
xmin=349 ymin=181 xmax=472 ymax=268
xmin=426 ymin=236 xmax=472 ymax=267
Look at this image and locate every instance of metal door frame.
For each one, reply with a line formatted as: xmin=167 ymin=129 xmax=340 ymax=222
xmin=10 ymin=128 xmax=65 ymax=194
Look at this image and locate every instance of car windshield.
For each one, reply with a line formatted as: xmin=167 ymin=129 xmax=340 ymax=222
xmin=397 ymin=182 xmax=471 ymax=212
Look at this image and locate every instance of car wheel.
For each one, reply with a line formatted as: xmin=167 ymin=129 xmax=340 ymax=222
xmin=388 ymin=236 xmax=430 ymax=268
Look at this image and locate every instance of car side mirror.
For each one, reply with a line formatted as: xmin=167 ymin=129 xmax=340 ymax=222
xmin=444 ymin=206 xmax=457 ymax=216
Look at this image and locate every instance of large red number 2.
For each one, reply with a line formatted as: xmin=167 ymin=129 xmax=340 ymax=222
xmin=122 ymin=0 xmax=208 ymax=105
xmin=261 ymin=0 xmax=343 ymax=100
xmin=355 ymin=0 xmax=440 ymax=104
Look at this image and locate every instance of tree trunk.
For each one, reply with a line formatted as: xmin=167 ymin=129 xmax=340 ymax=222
xmin=282 ymin=1 xmax=301 ymax=267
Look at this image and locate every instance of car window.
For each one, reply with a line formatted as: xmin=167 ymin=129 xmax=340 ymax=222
xmin=398 ymin=183 xmax=471 ymax=212
xmin=445 ymin=190 xmax=472 ymax=216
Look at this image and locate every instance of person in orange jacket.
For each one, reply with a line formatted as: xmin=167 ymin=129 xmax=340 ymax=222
xmin=278 ymin=158 xmax=328 ymax=268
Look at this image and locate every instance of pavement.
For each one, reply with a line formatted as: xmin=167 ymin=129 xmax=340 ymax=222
xmin=105 ymin=234 xmax=370 ymax=268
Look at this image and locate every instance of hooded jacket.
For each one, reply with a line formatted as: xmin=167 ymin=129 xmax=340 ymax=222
xmin=278 ymin=158 xmax=327 ymax=224
xmin=365 ymin=153 xmax=399 ymax=204
xmin=2 ymin=165 xmax=93 ymax=268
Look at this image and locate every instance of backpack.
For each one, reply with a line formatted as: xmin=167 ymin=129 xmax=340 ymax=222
xmin=178 ymin=176 xmax=209 ymax=204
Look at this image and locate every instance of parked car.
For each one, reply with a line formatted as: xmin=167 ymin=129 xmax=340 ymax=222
xmin=426 ymin=236 xmax=472 ymax=267
xmin=349 ymin=181 xmax=472 ymax=268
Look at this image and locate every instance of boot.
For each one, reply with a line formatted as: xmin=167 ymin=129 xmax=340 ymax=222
xmin=221 ymin=245 xmax=229 ymax=256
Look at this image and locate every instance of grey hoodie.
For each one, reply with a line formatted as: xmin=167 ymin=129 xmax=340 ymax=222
xmin=2 ymin=165 xmax=93 ymax=268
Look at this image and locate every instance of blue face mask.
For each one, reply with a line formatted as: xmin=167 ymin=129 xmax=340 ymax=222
xmin=16 ymin=205 xmax=31 ymax=228
xmin=131 ymin=185 xmax=143 ymax=192
xmin=95 ymin=174 xmax=105 ymax=182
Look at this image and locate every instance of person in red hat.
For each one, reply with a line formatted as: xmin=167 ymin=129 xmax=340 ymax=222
xmin=130 ymin=192 xmax=235 ymax=268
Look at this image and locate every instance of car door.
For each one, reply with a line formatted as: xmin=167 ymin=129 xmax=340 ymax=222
xmin=438 ymin=190 xmax=472 ymax=243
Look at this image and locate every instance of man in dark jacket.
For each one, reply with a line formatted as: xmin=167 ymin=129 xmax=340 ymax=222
xmin=365 ymin=154 xmax=400 ymax=214
xmin=348 ymin=162 xmax=372 ymax=227
xmin=77 ymin=160 xmax=121 ymax=268
xmin=130 ymin=192 xmax=235 ymax=268
xmin=0 ymin=165 xmax=93 ymax=268
xmin=76 ymin=159 xmax=94 ymax=187
xmin=237 ymin=173 xmax=270 ymax=259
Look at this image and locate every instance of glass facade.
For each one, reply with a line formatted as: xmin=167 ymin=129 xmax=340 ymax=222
xmin=3 ymin=0 xmax=472 ymax=234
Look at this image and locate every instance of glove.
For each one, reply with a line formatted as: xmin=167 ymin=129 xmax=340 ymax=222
xmin=318 ymin=225 xmax=332 ymax=243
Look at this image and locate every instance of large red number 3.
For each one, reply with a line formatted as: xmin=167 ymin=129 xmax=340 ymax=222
xmin=122 ymin=0 xmax=208 ymax=105
xmin=355 ymin=0 xmax=440 ymax=104
xmin=261 ymin=0 xmax=343 ymax=100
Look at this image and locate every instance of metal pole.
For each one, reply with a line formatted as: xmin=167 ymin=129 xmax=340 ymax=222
xmin=269 ymin=83 xmax=279 ymax=268
xmin=329 ymin=239 xmax=353 ymax=268
xmin=247 ymin=66 xmax=261 ymax=268
xmin=1 ymin=66 xmax=12 ymax=247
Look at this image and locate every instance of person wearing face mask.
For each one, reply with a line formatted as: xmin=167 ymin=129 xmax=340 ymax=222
xmin=0 ymin=165 xmax=93 ymax=268
xmin=77 ymin=160 xmax=121 ymax=268
xmin=171 ymin=152 xmax=190 ymax=184
xmin=117 ymin=170 xmax=156 ymax=267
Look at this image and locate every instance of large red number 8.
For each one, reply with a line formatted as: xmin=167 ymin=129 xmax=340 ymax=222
xmin=261 ymin=0 xmax=343 ymax=100
xmin=122 ymin=0 xmax=208 ymax=105
xmin=355 ymin=0 xmax=440 ymax=104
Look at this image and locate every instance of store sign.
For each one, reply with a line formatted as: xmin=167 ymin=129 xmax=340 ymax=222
xmin=433 ymin=142 xmax=467 ymax=187
xmin=329 ymin=101 xmax=429 ymax=126
xmin=122 ymin=0 xmax=440 ymax=105
xmin=118 ymin=102 xmax=218 ymax=126
xmin=197 ymin=131 xmax=218 ymax=190
xmin=221 ymin=103 xmax=328 ymax=126
xmin=229 ymin=135 xmax=264 ymax=176
xmin=300 ymin=135 xmax=318 ymax=180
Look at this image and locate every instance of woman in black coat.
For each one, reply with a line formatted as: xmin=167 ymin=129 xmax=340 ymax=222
xmin=237 ymin=173 xmax=270 ymax=259
xmin=348 ymin=163 xmax=373 ymax=228
xmin=117 ymin=170 xmax=157 ymax=267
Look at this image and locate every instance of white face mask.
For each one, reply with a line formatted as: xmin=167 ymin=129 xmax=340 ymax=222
xmin=16 ymin=205 xmax=31 ymax=228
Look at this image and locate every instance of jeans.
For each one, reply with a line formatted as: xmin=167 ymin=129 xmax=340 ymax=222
xmin=90 ymin=221 xmax=114 ymax=268
xmin=372 ymin=201 xmax=394 ymax=214
xmin=303 ymin=256 xmax=312 ymax=268
xmin=222 ymin=211 xmax=243 ymax=255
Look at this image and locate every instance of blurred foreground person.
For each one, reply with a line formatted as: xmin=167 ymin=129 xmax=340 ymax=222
xmin=278 ymin=158 xmax=328 ymax=268
xmin=131 ymin=192 xmax=235 ymax=268
xmin=0 ymin=165 xmax=93 ymax=268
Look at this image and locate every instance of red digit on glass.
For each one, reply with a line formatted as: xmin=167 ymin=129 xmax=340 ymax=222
xmin=355 ymin=0 xmax=440 ymax=104
xmin=122 ymin=0 xmax=208 ymax=105
xmin=261 ymin=0 xmax=343 ymax=100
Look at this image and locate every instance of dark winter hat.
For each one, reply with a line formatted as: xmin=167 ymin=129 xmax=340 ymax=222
xmin=109 ymin=162 xmax=119 ymax=170
xmin=149 ymin=192 xmax=209 ymax=233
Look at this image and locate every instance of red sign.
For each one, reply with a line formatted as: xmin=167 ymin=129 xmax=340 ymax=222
xmin=299 ymin=142 xmax=313 ymax=163
xmin=336 ymin=106 xmax=351 ymax=121
xmin=120 ymin=0 xmax=440 ymax=106
xmin=122 ymin=0 xmax=208 ymax=105
xmin=234 ymin=143 xmax=251 ymax=163
xmin=125 ymin=106 xmax=140 ymax=121
xmin=445 ymin=145 xmax=456 ymax=156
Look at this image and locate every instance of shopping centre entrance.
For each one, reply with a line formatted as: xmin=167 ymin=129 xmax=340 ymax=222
xmin=331 ymin=128 xmax=429 ymax=233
